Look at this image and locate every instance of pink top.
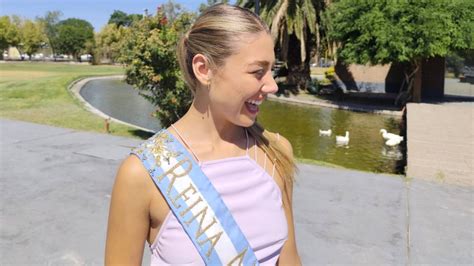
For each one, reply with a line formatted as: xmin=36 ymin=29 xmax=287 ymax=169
xmin=148 ymin=128 xmax=288 ymax=265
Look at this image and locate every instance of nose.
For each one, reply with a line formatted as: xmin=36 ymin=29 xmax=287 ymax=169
xmin=261 ymin=73 xmax=278 ymax=94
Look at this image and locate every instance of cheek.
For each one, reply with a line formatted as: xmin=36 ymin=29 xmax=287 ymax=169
xmin=217 ymin=89 xmax=246 ymax=109
xmin=210 ymin=74 xmax=259 ymax=113
xmin=212 ymin=81 xmax=249 ymax=106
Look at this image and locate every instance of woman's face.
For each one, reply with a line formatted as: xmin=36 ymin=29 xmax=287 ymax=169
xmin=208 ymin=32 xmax=278 ymax=128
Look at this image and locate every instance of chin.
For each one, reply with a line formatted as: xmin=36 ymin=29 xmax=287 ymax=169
xmin=238 ymin=117 xmax=256 ymax=128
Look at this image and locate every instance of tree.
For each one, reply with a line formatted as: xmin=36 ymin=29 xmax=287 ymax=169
xmin=108 ymin=10 xmax=142 ymax=27
xmin=0 ymin=16 xmax=21 ymax=59
xmin=37 ymin=11 xmax=62 ymax=56
xmin=161 ymin=0 xmax=184 ymax=22
xmin=119 ymin=6 xmax=195 ymax=127
xmin=19 ymin=19 xmax=46 ymax=58
xmin=238 ymin=0 xmax=328 ymax=91
xmin=55 ymin=18 xmax=94 ymax=60
xmin=108 ymin=10 xmax=129 ymax=27
xmin=326 ymin=0 xmax=474 ymax=103
xmin=95 ymin=23 xmax=130 ymax=63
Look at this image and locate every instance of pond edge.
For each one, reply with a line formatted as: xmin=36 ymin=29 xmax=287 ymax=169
xmin=267 ymin=94 xmax=403 ymax=117
xmin=68 ymin=75 xmax=155 ymax=134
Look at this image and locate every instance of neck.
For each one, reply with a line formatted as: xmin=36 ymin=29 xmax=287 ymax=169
xmin=174 ymin=97 xmax=244 ymax=147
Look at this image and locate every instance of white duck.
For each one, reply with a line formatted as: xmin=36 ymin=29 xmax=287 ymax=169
xmin=336 ymin=131 xmax=350 ymax=145
xmin=380 ymin=129 xmax=404 ymax=141
xmin=385 ymin=137 xmax=403 ymax=146
xmin=319 ymin=129 xmax=332 ymax=136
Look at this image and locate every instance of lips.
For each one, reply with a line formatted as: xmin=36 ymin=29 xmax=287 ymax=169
xmin=245 ymin=99 xmax=263 ymax=115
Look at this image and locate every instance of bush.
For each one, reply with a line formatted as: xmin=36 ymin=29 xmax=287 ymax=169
xmin=119 ymin=7 xmax=195 ymax=127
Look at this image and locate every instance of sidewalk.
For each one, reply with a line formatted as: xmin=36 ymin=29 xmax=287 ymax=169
xmin=1 ymin=119 xmax=472 ymax=265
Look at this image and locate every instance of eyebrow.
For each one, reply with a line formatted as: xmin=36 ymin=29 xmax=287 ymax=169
xmin=248 ymin=60 xmax=275 ymax=68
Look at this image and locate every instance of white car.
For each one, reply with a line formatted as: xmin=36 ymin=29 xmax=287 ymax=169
xmin=80 ymin=54 xmax=92 ymax=61
xmin=33 ymin=53 xmax=44 ymax=59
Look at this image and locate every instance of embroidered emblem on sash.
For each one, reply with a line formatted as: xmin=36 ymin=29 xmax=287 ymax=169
xmin=132 ymin=130 xmax=259 ymax=265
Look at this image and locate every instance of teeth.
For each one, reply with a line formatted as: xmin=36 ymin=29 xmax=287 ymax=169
xmin=246 ymin=99 xmax=262 ymax=105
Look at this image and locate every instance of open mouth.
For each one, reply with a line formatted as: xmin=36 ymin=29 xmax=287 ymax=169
xmin=245 ymin=99 xmax=263 ymax=115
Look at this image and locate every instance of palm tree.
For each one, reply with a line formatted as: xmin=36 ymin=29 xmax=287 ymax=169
xmin=238 ymin=0 xmax=327 ymax=91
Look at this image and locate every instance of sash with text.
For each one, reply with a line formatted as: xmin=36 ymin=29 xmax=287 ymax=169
xmin=131 ymin=130 xmax=259 ymax=266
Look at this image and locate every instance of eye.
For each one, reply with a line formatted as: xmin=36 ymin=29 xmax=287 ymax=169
xmin=251 ymin=69 xmax=265 ymax=79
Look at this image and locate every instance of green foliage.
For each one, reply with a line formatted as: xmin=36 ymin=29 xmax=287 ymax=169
xmin=119 ymin=7 xmax=196 ymax=127
xmin=37 ymin=11 xmax=62 ymax=54
xmin=108 ymin=10 xmax=142 ymax=27
xmin=19 ymin=19 xmax=46 ymax=57
xmin=0 ymin=16 xmax=20 ymax=52
xmin=239 ymin=0 xmax=324 ymax=62
xmin=326 ymin=0 xmax=474 ymax=65
xmin=95 ymin=24 xmax=130 ymax=63
xmin=238 ymin=0 xmax=327 ymax=90
xmin=55 ymin=18 xmax=94 ymax=59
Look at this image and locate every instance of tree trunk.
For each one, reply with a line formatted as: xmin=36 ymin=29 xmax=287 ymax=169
xmin=286 ymin=33 xmax=311 ymax=92
xmin=314 ymin=22 xmax=321 ymax=64
xmin=412 ymin=59 xmax=422 ymax=102
xmin=396 ymin=60 xmax=422 ymax=106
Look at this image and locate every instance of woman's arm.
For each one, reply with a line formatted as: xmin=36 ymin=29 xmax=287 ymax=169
xmin=105 ymin=155 xmax=152 ymax=265
xmin=276 ymin=136 xmax=302 ymax=266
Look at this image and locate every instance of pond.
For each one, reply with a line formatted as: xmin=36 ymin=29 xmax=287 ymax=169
xmin=81 ymin=78 xmax=161 ymax=131
xmin=80 ymin=78 xmax=403 ymax=174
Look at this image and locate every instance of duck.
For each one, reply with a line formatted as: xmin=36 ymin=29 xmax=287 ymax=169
xmin=319 ymin=129 xmax=332 ymax=136
xmin=380 ymin=129 xmax=404 ymax=141
xmin=336 ymin=131 xmax=350 ymax=145
xmin=385 ymin=137 xmax=403 ymax=146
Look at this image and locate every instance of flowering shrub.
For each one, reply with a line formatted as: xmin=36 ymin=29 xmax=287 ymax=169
xmin=120 ymin=7 xmax=195 ymax=127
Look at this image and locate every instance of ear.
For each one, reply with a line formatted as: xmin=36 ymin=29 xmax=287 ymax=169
xmin=192 ymin=54 xmax=212 ymax=86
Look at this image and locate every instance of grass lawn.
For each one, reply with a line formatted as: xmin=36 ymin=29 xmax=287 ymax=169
xmin=0 ymin=62 xmax=146 ymax=139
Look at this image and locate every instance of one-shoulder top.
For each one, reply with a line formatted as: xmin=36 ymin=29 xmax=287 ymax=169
xmin=140 ymin=127 xmax=288 ymax=265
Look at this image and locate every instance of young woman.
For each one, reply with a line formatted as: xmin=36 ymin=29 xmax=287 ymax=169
xmin=105 ymin=4 xmax=301 ymax=265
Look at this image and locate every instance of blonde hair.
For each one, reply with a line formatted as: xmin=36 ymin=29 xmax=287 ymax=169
xmin=177 ymin=4 xmax=296 ymax=185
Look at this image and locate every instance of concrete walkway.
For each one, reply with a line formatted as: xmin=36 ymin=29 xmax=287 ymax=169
xmin=1 ymin=119 xmax=472 ymax=265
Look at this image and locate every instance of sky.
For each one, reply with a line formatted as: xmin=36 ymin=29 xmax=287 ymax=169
xmin=0 ymin=0 xmax=214 ymax=32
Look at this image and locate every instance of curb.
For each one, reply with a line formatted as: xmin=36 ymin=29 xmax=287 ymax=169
xmin=267 ymin=94 xmax=403 ymax=116
xmin=68 ymin=75 xmax=156 ymax=133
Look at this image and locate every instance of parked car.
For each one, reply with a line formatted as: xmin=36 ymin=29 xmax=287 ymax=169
xmin=33 ymin=53 xmax=44 ymax=60
xmin=80 ymin=54 xmax=92 ymax=62
xmin=460 ymin=66 xmax=474 ymax=84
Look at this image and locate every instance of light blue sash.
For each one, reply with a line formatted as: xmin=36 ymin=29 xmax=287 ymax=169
xmin=131 ymin=129 xmax=259 ymax=265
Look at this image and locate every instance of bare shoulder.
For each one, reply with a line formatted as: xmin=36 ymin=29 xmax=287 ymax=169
xmin=105 ymin=155 xmax=153 ymax=264
xmin=113 ymin=155 xmax=151 ymax=193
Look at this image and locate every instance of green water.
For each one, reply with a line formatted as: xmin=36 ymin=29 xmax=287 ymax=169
xmin=258 ymin=101 xmax=403 ymax=174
